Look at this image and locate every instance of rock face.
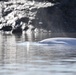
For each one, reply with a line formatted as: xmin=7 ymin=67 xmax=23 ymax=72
xmin=0 ymin=0 xmax=76 ymax=33
xmin=47 ymin=0 xmax=76 ymax=32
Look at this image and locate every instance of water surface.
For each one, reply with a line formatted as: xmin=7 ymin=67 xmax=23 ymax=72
xmin=0 ymin=32 xmax=76 ymax=75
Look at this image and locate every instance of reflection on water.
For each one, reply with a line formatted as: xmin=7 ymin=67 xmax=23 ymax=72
xmin=0 ymin=32 xmax=76 ymax=75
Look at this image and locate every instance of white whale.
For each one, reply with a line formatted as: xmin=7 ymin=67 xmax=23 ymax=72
xmin=39 ymin=37 xmax=76 ymax=45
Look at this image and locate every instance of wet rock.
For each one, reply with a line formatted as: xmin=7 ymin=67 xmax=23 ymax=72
xmin=12 ymin=25 xmax=22 ymax=33
xmin=23 ymin=26 xmax=29 ymax=31
xmin=1 ymin=25 xmax=12 ymax=32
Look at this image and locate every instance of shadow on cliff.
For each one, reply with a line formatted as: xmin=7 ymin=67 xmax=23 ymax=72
xmin=31 ymin=0 xmax=76 ymax=33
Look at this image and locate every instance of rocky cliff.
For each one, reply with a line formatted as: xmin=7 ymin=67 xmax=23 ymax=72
xmin=0 ymin=0 xmax=76 ymax=33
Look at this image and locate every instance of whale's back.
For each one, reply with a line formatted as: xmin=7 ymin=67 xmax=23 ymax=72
xmin=39 ymin=37 xmax=76 ymax=45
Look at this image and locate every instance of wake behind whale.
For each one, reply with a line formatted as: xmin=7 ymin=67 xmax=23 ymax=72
xmin=17 ymin=37 xmax=76 ymax=46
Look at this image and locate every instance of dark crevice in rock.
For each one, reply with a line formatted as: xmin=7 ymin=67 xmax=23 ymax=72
xmin=1 ymin=26 xmax=12 ymax=31
xmin=0 ymin=0 xmax=9 ymax=2
xmin=3 ymin=10 xmax=13 ymax=16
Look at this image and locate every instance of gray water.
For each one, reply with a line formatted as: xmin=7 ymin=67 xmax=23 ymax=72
xmin=0 ymin=32 xmax=76 ymax=75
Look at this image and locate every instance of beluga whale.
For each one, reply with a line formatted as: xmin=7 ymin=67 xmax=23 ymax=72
xmin=39 ymin=37 xmax=76 ymax=45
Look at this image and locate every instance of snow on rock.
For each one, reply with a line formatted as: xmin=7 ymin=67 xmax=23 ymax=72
xmin=0 ymin=0 xmax=54 ymax=32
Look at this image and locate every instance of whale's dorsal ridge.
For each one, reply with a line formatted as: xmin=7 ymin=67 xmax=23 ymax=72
xmin=39 ymin=37 xmax=76 ymax=45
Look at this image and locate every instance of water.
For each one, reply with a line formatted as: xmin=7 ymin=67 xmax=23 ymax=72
xmin=0 ymin=32 xmax=76 ymax=75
